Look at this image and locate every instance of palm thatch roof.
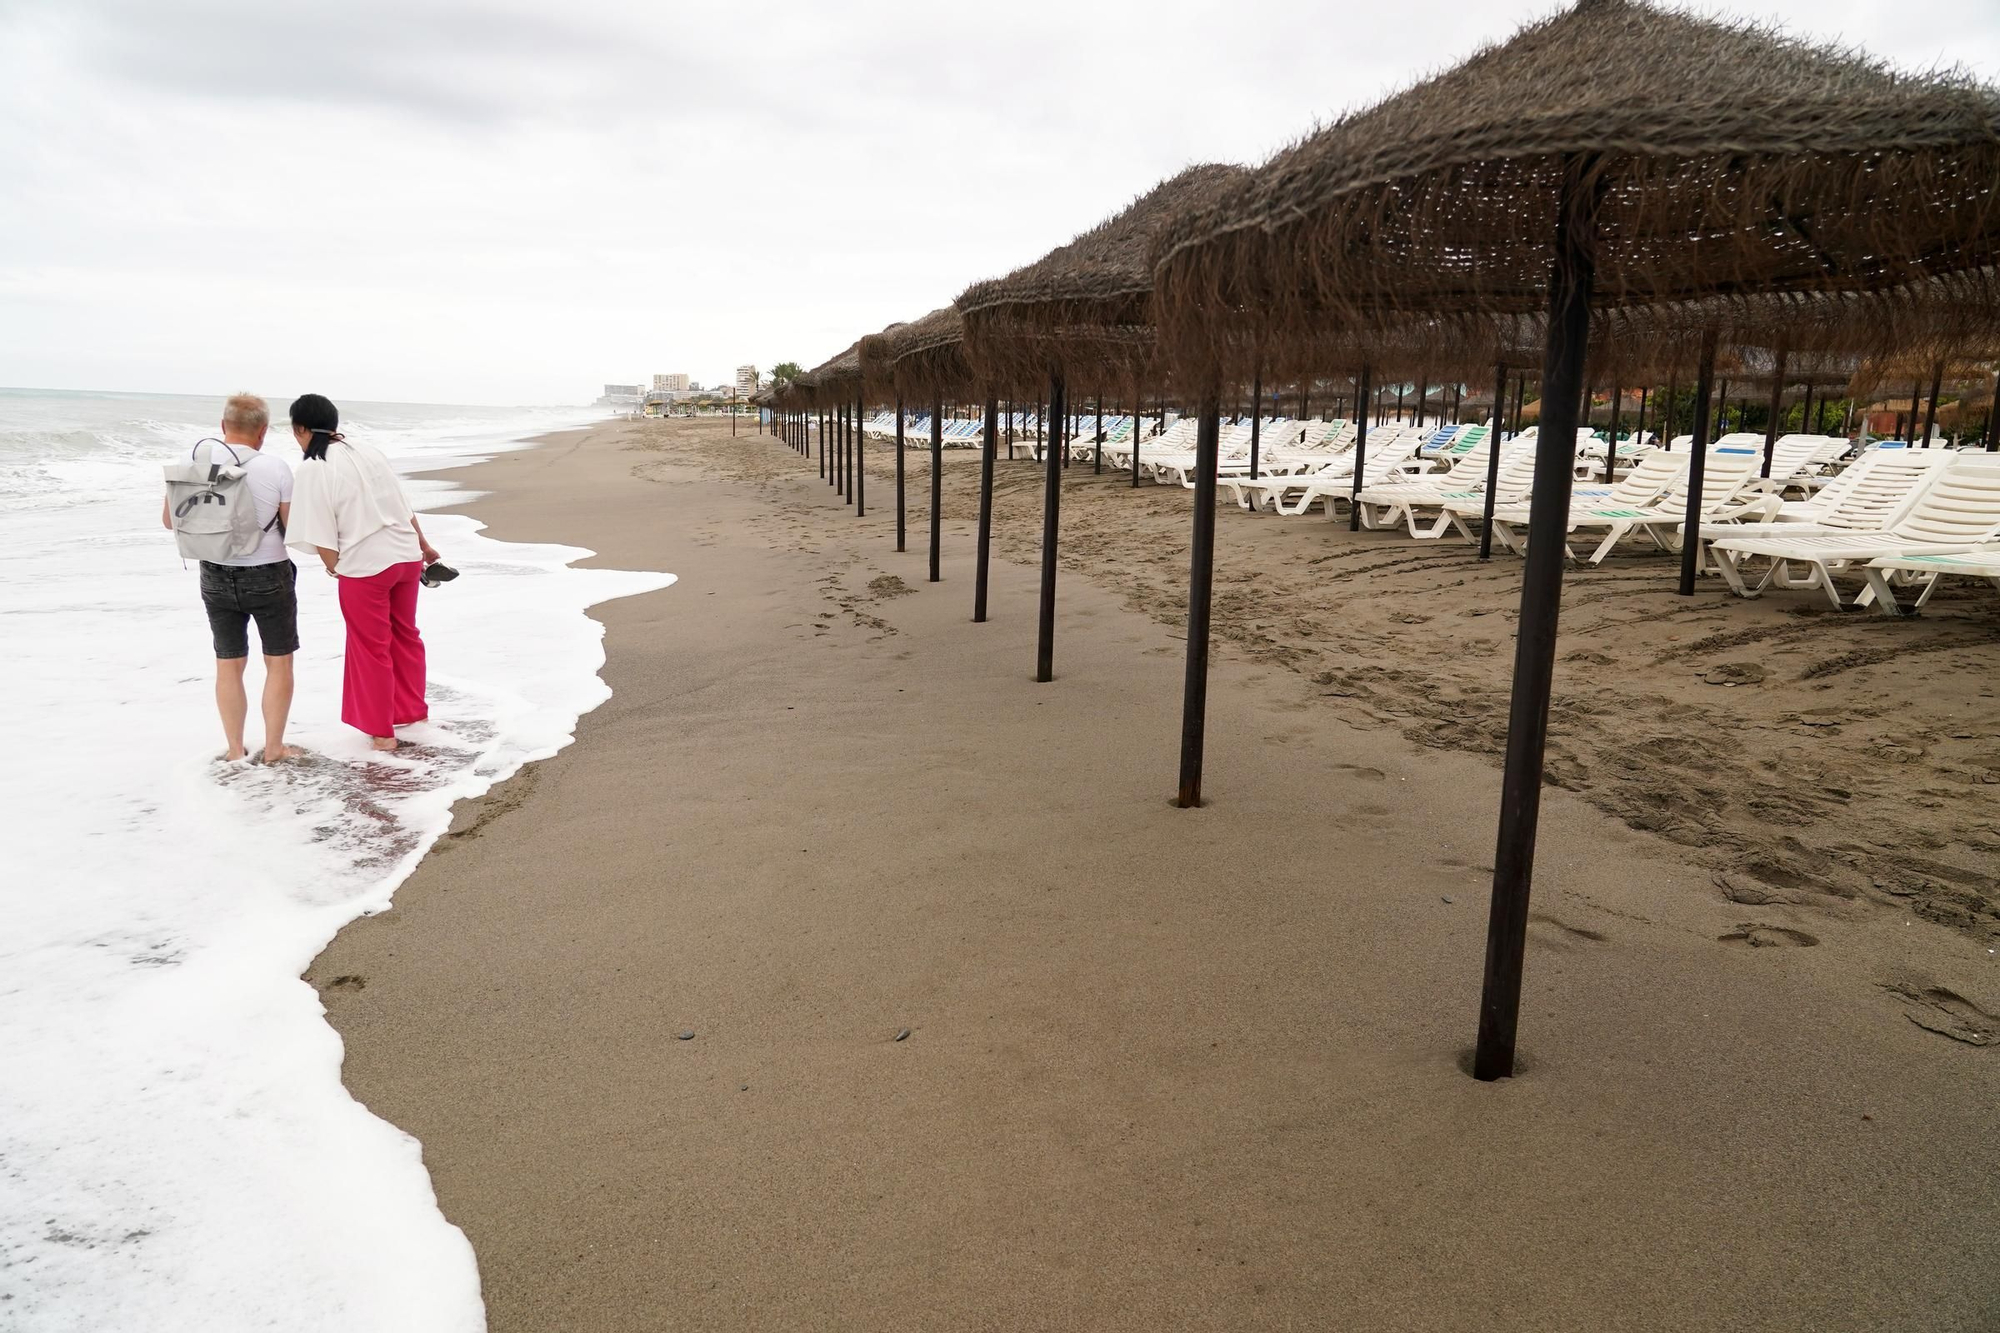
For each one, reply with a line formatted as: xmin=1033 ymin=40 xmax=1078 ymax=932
xmin=1153 ymin=0 xmax=2000 ymax=375
xmin=884 ymin=306 xmax=976 ymax=404
xmin=856 ymin=323 xmax=907 ymax=399
xmin=801 ymin=342 xmax=863 ymax=406
xmin=958 ymin=164 xmax=1249 ymax=389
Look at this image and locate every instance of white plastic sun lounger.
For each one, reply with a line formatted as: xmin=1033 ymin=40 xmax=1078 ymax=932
xmin=1255 ymin=420 xmax=1357 ymax=474
xmin=1355 ymin=435 xmax=1518 ymax=536
xmin=1225 ymin=425 xmax=1416 ymax=512
xmin=1371 ymin=445 xmax=1541 ymax=540
xmin=1704 ymin=455 xmax=2000 ymax=607
xmin=1861 ymin=545 xmax=2000 ymax=615
xmin=1446 ymin=448 xmax=1685 ymax=556
xmin=1238 ymin=434 xmax=1430 ymax=517
xmin=1147 ymin=422 xmax=1256 ymax=485
xmin=1109 ymin=418 xmax=1199 ymax=471
xmin=1702 ymin=448 xmax=1949 ymax=548
xmin=1478 ymin=450 xmax=1766 ymax=564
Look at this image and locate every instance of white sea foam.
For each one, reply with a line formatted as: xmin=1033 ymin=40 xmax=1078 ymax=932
xmin=0 ymin=390 xmax=673 ymax=1330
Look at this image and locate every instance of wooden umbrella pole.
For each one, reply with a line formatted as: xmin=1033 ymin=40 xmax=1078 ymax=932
xmin=1479 ymin=361 xmax=1507 ymax=561
xmin=1922 ymin=360 xmax=1944 ymax=448
xmin=1475 ymin=155 xmax=1599 ymax=1084
xmin=1093 ymin=392 xmax=1104 ymax=474
xmin=1606 ymin=382 xmax=1621 ymax=484
xmin=1989 ymin=372 xmax=2000 ymax=451
xmin=1131 ymin=394 xmax=1144 ymax=488
xmin=1248 ymin=366 xmax=1263 ymax=480
xmin=975 ymin=396 xmax=997 ymax=622
xmin=1348 ymin=365 xmax=1373 ymax=533
xmin=894 ymin=396 xmax=906 ymax=551
xmin=1036 ymin=373 xmax=1065 ymax=681
xmin=1062 ymin=391 xmax=1072 ymax=470
xmin=1175 ymin=388 xmax=1224 ymax=809
xmin=1664 ymin=376 xmax=1678 ymax=448
xmin=1676 ymin=331 xmax=1721 ymax=597
xmin=1911 ymin=380 xmax=1925 ymax=445
xmin=855 ymin=392 xmax=866 ymax=517
xmin=928 ymin=398 xmax=943 ymax=582
xmin=1761 ymin=348 xmax=1788 ymax=479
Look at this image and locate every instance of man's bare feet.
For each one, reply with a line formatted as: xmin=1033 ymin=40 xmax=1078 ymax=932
xmin=369 ymin=736 xmax=399 ymax=752
xmin=262 ymin=744 xmax=306 ymax=763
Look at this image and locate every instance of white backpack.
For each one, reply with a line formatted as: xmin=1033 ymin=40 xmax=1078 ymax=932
xmin=164 ymin=439 xmax=281 ymax=562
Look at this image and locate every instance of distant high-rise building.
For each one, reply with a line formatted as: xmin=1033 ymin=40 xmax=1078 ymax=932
xmin=598 ymin=383 xmax=643 ymax=407
xmin=735 ymin=365 xmax=758 ymax=398
xmin=653 ymin=373 xmax=689 ymax=393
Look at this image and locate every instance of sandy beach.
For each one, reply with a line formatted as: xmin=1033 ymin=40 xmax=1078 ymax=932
xmin=313 ymin=416 xmax=2000 ymax=1331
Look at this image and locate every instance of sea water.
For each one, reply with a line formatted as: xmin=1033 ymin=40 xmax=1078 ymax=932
xmin=0 ymin=389 xmax=675 ymax=1330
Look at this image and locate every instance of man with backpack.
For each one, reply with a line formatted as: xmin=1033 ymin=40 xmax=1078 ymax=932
xmin=161 ymin=393 xmax=302 ymax=763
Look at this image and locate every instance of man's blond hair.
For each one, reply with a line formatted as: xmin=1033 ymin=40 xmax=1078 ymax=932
xmin=222 ymin=393 xmax=269 ymax=435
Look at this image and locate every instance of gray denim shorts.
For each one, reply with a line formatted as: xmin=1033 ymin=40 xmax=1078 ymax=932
xmin=199 ymin=559 xmax=299 ymax=659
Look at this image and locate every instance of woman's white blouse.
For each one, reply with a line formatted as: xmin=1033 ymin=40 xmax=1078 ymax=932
xmin=286 ymin=440 xmax=424 ymax=578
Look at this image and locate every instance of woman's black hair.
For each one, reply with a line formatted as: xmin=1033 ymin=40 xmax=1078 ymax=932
xmin=290 ymin=393 xmax=341 ymax=461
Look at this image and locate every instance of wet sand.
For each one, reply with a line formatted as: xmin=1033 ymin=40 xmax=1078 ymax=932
xmin=314 ymin=416 xmax=2000 ymax=1331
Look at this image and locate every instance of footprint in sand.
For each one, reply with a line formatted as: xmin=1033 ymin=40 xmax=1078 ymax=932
xmin=1880 ymin=984 xmax=2000 ymax=1047
xmin=1530 ymin=913 xmax=1610 ymax=943
xmin=1717 ymin=924 xmax=1820 ymax=949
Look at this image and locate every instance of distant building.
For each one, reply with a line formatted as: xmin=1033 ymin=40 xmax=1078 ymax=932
xmin=735 ymin=365 xmax=758 ymax=399
xmin=653 ymin=373 xmax=689 ymax=394
xmin=598 ymin=383 xmax=643 ymax=407
xmin=689 ymin=381 xmax=704 ymax=393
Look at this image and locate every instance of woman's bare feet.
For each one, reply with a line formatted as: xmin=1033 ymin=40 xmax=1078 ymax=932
xmin=261 ymin=744 xmax=306 ymax=763
xmin=221 ymin=746 xmax=249 ymax=762
xmin=369 ymin=736 xmax=399 ymax=752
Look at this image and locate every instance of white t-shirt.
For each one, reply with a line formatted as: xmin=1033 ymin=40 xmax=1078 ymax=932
xmin=187 ymin=440 xmax=294 ymax=566
xmin=285 ymin=439 xmax=423 ymax=578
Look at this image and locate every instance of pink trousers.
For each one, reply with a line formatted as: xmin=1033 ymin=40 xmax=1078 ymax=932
xmin=337 ymin=560 xmax=428 ymax=738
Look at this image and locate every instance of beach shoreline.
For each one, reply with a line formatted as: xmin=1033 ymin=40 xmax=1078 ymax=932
xmin=313 ymin=415 xmax=2000 ymax=1331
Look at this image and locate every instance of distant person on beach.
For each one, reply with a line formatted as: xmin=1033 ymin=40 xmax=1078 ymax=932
xmin=162 ymin=393 xmax=303 ymax=763
xmin=283 ymin=393 xmax=441 ymax=752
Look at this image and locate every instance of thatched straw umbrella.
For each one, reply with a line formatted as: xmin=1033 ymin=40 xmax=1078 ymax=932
xmin=858 ymin=323 xmax=909 ymax=552
xmin=1153 ymin=0 xmax=2000 ymax=1080
xmin=881 ymin=306 xmax=1063 ymax=619
xmin=883 ymin=308 xmax=975 ymax=591
xmin=806 ymin=342 xmax=866 ymax=513
xmin=960 ymin=164 xmax=1249 ymax=684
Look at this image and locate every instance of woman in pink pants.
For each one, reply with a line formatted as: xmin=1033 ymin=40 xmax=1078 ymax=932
xmin=284 ymin=394 xmax=441 ymax=752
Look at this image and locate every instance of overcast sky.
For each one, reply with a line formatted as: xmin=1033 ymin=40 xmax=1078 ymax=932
xmin=1 ymin=1 xmax=1993 ymax=406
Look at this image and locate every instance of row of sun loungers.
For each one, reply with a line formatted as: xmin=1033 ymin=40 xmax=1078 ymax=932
xmin=1127 ymin=416 xmax=2000 ymax=614
xmin=836 ymin=408 xmax=1998 ymax=615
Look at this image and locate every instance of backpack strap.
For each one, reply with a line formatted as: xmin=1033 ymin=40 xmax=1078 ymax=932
xmin=193 ymin=436 xmax=235 ymax=481
xmin=188 ymin=438 xmax=284 ymax=534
